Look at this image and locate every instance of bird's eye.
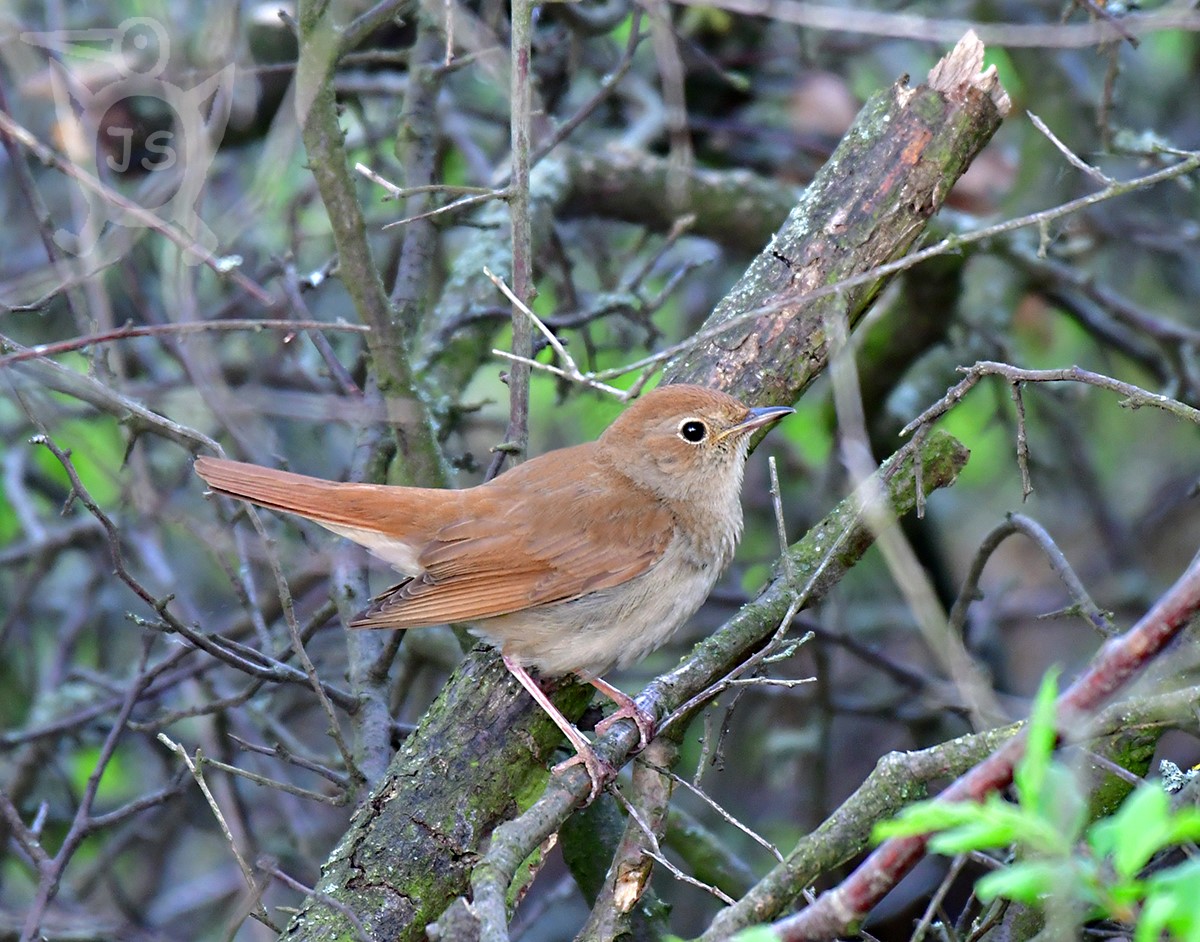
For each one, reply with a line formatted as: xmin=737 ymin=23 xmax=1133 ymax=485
xmin=678 ymin=419 xmax=708 ymax=443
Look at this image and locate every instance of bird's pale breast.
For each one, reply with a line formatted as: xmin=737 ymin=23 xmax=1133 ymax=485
xmin=476 ymin=501 xmax=741 ymax=678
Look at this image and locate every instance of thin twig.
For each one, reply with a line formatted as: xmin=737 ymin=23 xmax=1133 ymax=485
xmin=239 ymin=502 xmax=364 ymax=784
xmin=0 ymin=788 xmax=50 ymax=869
xmin=503 ymin=152 xmax=1200 ymax=392
xmin=645 ymin=850 xmax=736 ymax=905
xmin=10 ymin=347 xmax=222 ymax=452
xmin=280 ymin=267 xmax=364 ymax=396
xmin=912 ymin=854 xmax=969 ymax=942
xmin=726 ymin=676 xmax=815 ymax=690
xmin=85 ymin=776 xmax=189 ymax=831
xmin=660 ymin=598 xmax=809 ymax=735
xmin=0 ymin=81 xmax=91 ymax=338
xmin=197 ymin=754 xmax=347 ymax=805
xmin=227 ymin=734 xmax=351 ymax=788
xmin=1079 ymin=749 xmax=1144 ymax=787
xmin=0 ymin=318 xmax=368 ymax=369
xmin=1027 ymin=111 xmax=1113 ymax=186
xmin=650 ymin=763 xmax=785 ymax=862
xmin=609 ymin=768 xmax=739 ymax=907
xmin=948 ymin=512 xmax=1115 ymax=640
xmin=258 ymin=856 xmax=376 ymax=942
xmin=382 ymin=187 xmax=508 ymax=229
xmin=831 ymin=291 xmax=1007 ymax=729
xmin=529 ymin=12 xmax=646 ymax=168
xmin=768 ymin=455 xmax=793 ymax=583
xmin=157 ymin=734 xmax=273 ymax=928
xmin=661 ymin=0 xmax=1197 ymax=48
xmin=902 ymin=361 xmax=1200 ymax=436
xmin=1009 ymin=381 xmax=1032 ymax=500
xmin=18 ymin=637 xmax=162 ymax=938
xmin=493 ymin=0 xmax=536 ymax=480
xmin=486 ymin=268 xmax=628 ymax=399
xmin=1071 ymin=0 xmax=1139 ymax=47
xmin=341 ymin=0 xmax=414 ymax=54
xmin=354 ymin=162 xmax=492 ymax=201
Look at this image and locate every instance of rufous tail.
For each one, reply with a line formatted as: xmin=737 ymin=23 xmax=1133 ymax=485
xmin=195 ymin=457 xmax=376 ymax=527
xmin=195 ymin=456 xmax=437 ymax=577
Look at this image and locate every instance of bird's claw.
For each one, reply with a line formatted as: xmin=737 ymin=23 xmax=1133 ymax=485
xmin=553 ymin=745 xmax=615 ymax=804
xmin=595 ymin=702 xmax=655 ymax=751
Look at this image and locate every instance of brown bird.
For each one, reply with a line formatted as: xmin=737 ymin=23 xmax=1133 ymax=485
xmin=195 ymin=384 xmax=792 ymax=796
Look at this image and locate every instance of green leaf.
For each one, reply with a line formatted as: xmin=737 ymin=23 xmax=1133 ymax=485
xmin=1089 ymin=810 xmax=1120 ymax=860
xmin=928 ymin=816 xmax=1021 ymax=855
xmin=872 ymin=801 xmax=982 ymax=842
xmin=1136 ymin=886 xmax=1200 ymax=942
xmin=1134 ymin=896 xmax=1173 ymax=942
xmin=976 ymin=861 xmax=1068 ymax=905
xmin=730 ymin=927 xmax=779 ymax=942
xmin=1091 ymin=783 xmax=1172 ymax=879
xmin=1014 ymin=669 xmax=1060 ymax=807
xmin=1165 ymin=807 xmax=1200 ymax=845
xmin=1132 ymin=858 xmax=1200 ymax=941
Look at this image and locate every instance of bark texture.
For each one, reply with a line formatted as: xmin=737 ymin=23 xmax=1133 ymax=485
xmin=667 ymin=33 xmax=1010 ymax=405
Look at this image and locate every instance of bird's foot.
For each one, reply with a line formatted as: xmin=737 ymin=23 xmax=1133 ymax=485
xmin=503 ymin=654 xmax=614 ymax=804
xmin=590 ymin=676 xmax=655 ymax=750
xmin=553 ymin=744 xmax=615 ymax=804
xmin=594 ymin=701 xmax=655 ymax=750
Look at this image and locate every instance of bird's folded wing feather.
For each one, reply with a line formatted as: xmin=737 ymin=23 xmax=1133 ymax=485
xmin=195 ymin=454 xmax=674 ymax=630
xmin=352 ymin=469 xmax=674 ymax=628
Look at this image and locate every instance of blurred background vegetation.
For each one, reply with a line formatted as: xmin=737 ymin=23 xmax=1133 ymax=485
xmin=1 ymin=0 xmax=1199 ymax=939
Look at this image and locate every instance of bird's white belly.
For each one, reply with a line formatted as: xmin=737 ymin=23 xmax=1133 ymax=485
xmin=474 ymin=536 xmax=728 ymax=678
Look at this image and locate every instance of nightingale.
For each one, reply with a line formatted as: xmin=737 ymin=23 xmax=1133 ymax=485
xmin=195 ymin=384 xmax=792 ymax=797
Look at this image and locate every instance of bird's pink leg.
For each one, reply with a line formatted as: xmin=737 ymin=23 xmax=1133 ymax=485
xmin=502 ymin=654 xmax=611 ymax=802
xmin=590 ymin=676 xmax=655 ymax=749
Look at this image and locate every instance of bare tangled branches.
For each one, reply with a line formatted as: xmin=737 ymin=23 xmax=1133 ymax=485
xmin=3 ymin=2 xmax=1200 ymax=942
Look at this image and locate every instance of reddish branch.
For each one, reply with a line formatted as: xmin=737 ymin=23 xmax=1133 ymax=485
xmin=770 ymin=558 xmax=1200 ymax=940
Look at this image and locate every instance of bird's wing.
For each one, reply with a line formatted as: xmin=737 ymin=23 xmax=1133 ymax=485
xmin=351 ymin=454 xmax=674 ymax=629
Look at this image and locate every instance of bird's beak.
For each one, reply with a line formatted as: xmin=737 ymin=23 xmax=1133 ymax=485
xmin=718 ymin=404 xmax=795 ymax=441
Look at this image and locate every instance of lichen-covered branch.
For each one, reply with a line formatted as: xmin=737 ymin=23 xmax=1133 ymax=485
xmin=280 ymin=653 xmax=594 ymax=941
